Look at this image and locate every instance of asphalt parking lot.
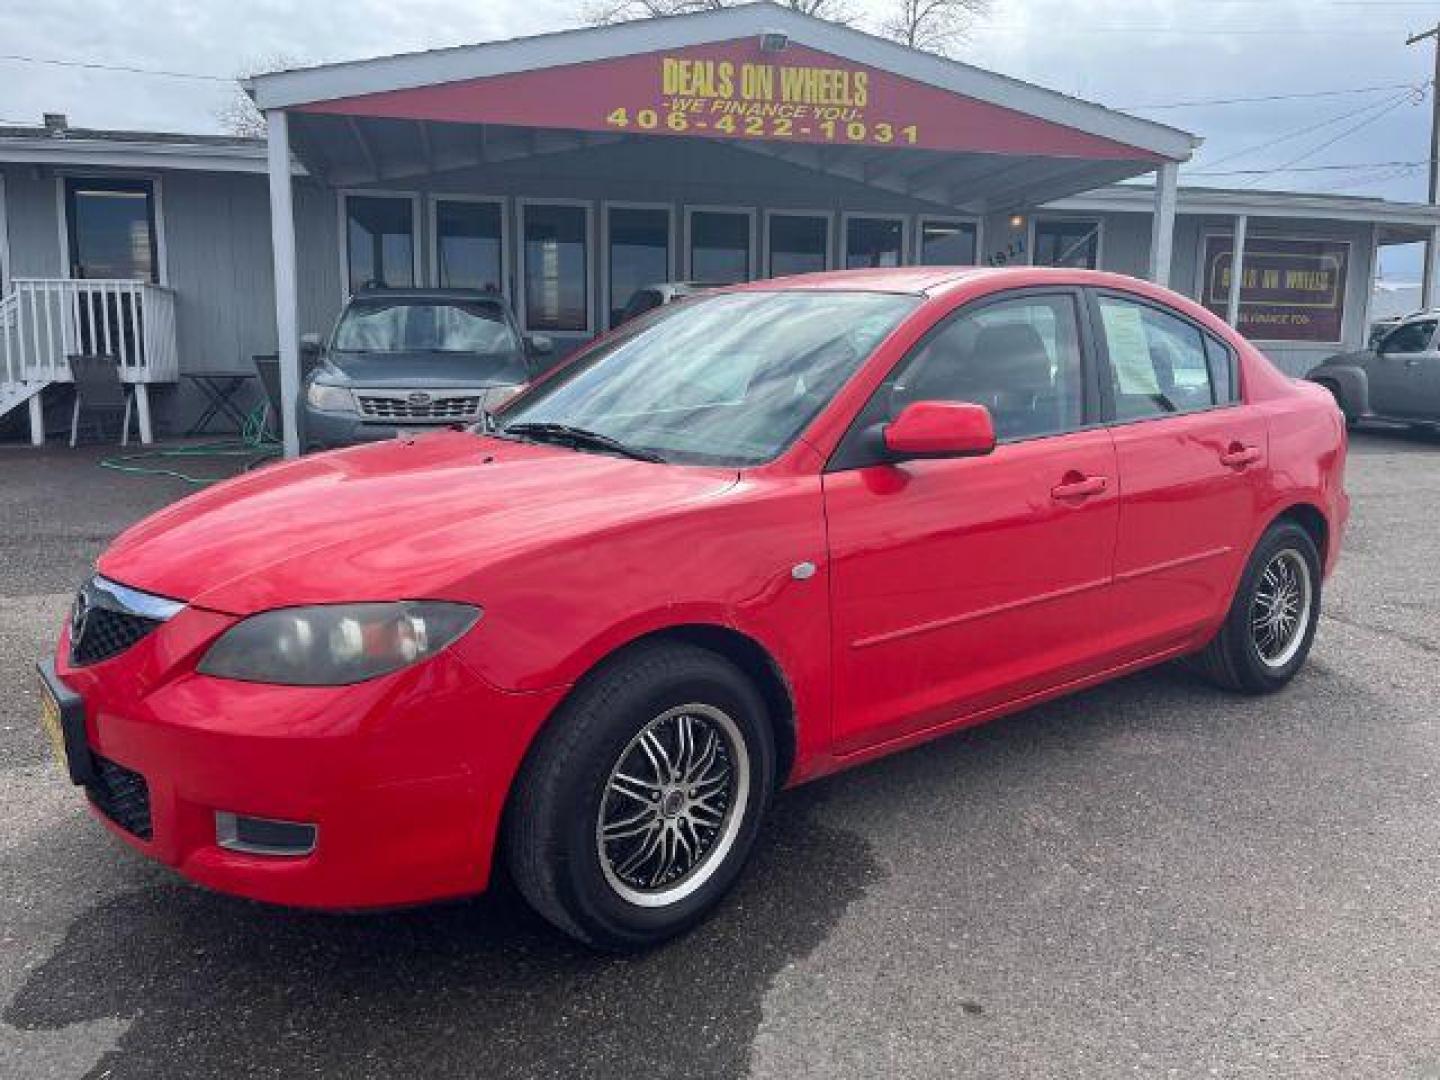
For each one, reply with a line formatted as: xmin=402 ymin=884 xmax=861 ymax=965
xmin=1 ymin=429 xmax=1438 ymax=1079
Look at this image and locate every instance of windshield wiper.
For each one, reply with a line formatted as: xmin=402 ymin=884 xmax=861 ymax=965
xmin=501 ymin=422 xmax=667 ymax=463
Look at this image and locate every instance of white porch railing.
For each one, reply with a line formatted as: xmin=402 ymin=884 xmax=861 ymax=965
xmin=1 ymin=278 xmax=178 ymax=386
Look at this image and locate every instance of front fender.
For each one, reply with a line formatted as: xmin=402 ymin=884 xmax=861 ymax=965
xmin=1306 ymin=363 xmax=1369 ymax=418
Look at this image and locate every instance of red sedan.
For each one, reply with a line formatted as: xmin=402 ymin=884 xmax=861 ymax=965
xmin=38 ymin=268 xmax=1348 ymax=949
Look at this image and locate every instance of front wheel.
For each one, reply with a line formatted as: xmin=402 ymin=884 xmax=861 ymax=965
xmin=1190 ymin=521 xmax=1322 ymax=694
xmin=504 ymin=642 xmax=775 ymax=950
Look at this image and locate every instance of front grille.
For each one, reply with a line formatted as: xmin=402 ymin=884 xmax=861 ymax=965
xmin=87 ymin=754 xmax=153 ymax=840
xmin=356 ymin=393 xmax=481 ymax=421
xmin=71 ymin=607 xmax=162 ymax=666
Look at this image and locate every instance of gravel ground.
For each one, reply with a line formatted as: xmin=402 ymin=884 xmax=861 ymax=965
xmin=1 ymin=429 xmax=1437 ymax=1079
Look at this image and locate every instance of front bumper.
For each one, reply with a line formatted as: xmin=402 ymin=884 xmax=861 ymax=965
xmin=48 ymin=607 xmax=565 ymax=909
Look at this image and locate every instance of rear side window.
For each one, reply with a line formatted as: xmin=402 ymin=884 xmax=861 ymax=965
xmin=1096 ymin=295 xmax=1218 ymax=420
xmin=887 ymin=293 xmax=1086 ymax=442
xmin=1204 ymin=334 xmax=1238 ymax=404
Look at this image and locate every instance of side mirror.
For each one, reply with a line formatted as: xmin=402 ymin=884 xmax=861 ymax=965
xmin=300 ymin=332 xmax=323 ymax=353
xmin=881 ymin=401 xmax=996 ymax=460
xmin=526 ymin=334 xmax=554 ymax=356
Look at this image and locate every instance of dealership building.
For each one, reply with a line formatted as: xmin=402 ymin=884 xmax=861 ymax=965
xmin=3 ymin=1 xmax=1439 ymax=451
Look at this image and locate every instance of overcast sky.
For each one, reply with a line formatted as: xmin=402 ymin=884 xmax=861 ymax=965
xmin=1 ymin=0 xmax=1434 ymax=278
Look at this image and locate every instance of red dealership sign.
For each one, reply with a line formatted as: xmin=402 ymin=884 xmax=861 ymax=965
xmin=301 ymin=40 xmax=1159 ymax=160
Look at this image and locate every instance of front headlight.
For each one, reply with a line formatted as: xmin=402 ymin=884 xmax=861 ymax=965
xmin=198 ymin=602 xmax=480 ymax=685
xmin=482 ymin=383 xmax=526 ymax=412
xmin=305 ymin=381 xmax=355 ymax=412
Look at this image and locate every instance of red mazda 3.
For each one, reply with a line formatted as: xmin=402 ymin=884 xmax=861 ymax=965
xmin=39 ymin=268 xmax=1348 ymax=948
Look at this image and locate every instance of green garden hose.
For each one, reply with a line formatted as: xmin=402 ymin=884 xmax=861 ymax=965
xmin=98 ymin=402 xmax=281 ymax=485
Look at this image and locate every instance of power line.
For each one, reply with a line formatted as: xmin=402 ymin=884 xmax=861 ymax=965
xmin=1125 ymin=82 xmax=1422 ymax=110
xmin=1195 ymin=86 xmax=1427 ymax=172
xmin=1236 ymin=92 xmax=1421 ymax=187
xmin=1188 ymin=159 xmax=1429 ymax=176
xmin=0 ymin=53 xmax=230 ymax=82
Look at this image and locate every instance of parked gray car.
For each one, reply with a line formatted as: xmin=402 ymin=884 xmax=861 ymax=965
xmin=1307 ymin=310 xmax=1440 ymax=430
xmin=300 ymin=289 xmax=548 ymax=450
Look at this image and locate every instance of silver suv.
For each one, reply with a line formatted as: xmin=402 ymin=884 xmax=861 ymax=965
xmin=300 ymin=289 xmax=550 ymax=450
xmin=1307 ymin=309 xmax=1440 ymax=430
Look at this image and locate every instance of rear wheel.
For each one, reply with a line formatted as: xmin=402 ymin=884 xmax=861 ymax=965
xmin=504 ymin=641 xmax=774 ymax=950
xmin=1190 ymin=521 xmax=1322 ymax=694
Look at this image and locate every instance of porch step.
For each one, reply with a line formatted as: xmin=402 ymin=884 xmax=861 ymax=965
xmin=0 ymin=380 xmax=50 ymax=421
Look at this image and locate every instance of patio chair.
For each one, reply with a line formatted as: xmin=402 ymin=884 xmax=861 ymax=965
xmin=68 ymin=355 xmax=134 ymax=447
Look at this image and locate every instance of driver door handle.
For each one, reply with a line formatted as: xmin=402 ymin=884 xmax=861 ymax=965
xmin=1220 ymin=443 xmax=1262 ymax=468
xmin=1051 ymin=474 xmax=1108 ymax=501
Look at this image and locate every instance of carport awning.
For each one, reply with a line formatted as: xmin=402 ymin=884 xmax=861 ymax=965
xmin=252 ymin=3 xmax=1198 ymax=211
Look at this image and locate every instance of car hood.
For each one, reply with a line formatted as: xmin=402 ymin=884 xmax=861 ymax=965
xmin=98 ymin=431 xmax=739 ymax=615
xmin=1316 ymin=348 xmax=1373 ymax=367
xmin=321 ymin=350 xmax=526 ymax=388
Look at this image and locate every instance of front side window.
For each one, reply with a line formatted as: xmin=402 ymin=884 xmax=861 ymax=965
xmin=845 ymin=217 xmax=904 ymax=269
xmin=1380 ymin=319 xmax=1436 ymax=355
xmin=1097 ymin=295 xmax=1219 ymax=419
xmin=689 ymin=211 xmax=751 ymax=285
xmin=496 ymin=290 xmax=918 ymax=466
xmin=333 ymin=300 xmax=522 ymax=372
xmin=1033 ymin=220 xmax=1099 ymax=269
xmin=523 ymin=203 xmax=589 ymax=332
xmin=436 ymin=200 xmax=503 ymax=293
xmin=345 ymin=195 xmax=415 ymax=293
xmin=884 ymin=293 xmax=1086 ymax=441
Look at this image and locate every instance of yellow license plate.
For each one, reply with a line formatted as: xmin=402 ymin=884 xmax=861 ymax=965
xmin=38 ymin=678 xmax=69 ymax=776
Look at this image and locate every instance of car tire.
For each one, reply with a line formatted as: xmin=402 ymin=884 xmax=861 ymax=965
xmin=504 ymin=641 xmax=775 ymax=950
xmin=1190 ymin=521 xmax=1322 ymax=694
xmin=1313 ymin=380 xmax=1356 ymax=427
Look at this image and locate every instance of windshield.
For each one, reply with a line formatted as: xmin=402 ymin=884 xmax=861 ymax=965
xmin=495 ymin=290 xmax=918 ymax=466
xmin=334 ymin=299 xmax=521 ymax=356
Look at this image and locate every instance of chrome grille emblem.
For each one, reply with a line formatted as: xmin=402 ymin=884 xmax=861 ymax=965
xmin=406 ymin=391 xmax=433 ymax=406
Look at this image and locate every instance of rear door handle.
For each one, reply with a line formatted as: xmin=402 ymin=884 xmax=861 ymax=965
xmin=1051 ymin=474 xmax=1108 ymax=500
xmin=1219 ymin=443 xmax=1262 ymax=468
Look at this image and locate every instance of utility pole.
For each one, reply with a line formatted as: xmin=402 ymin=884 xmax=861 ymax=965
xmin=1407 ymin=23 xmax=1440 ymax=306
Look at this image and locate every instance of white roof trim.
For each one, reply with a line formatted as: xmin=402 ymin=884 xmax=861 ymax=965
xmin=1045 ymin=183 xmax=1440 ymax=227
xmin=248 ymin=2 xmax=1197 ymax=161
xmin=0 ymin=136 xmax=304 ymax=176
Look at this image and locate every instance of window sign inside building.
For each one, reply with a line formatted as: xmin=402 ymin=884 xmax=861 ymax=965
xmin=345 ymin=195 xmax=415 ymax=293
xmin=845 ymin=217 xmax=904 ymax=268
xmin=767 ymin=214 xmax=829 ymax=276
xmin=608 ymin=206 xmax=670 ymax=328
xmin=1202 ymin=236 xmax=1350 ymax=343
xmin=524 ymin=203 xmax=589 ymax=332
xmin=918 ymin=219 xmax=977 ymax=265
xmin=689 ymin=210 xmax=751 ymax=284
xmin=1032 ymin=220 xmax=1099 ymax=269
xmin=436 ymin=200 xmax=503 ymax=293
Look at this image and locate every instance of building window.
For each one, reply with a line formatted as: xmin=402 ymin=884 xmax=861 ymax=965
xmin=767 ymin=213 xmax=829 ymax=277
xmin=607 ymin=205 xmax=670 ymax=329
xmin=435 ymin=199 xmax=503 ymax=293
xmin=918 ymin=219 xmax=977 ymax=266
xmin=345 ymin=194 xmax=415 ymax=293
xmin=845 ymin=216 xmax=905 ymax=269
xmin=65 ymin=177 xmax=159 ymax=282
xmin=1033 ymin=220 xmax=1099 ymax=269
xmin=688 ymin=209 xmax=752 ymax=284
xmin=523 ymin=202 xmax=589 ymax=333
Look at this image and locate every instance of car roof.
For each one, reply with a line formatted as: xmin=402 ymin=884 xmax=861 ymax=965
xmin=350 ymin=287 xmax=508 ymax=303
xmin=728 ymin=266 xmax=1147 ymax=297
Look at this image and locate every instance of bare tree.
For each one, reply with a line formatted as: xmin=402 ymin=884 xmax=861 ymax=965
xmin=878 ymin=0 xmax=991 ymax=55
xmin=213 ymin=53 xmax=309 ymax=138
xmin=585 ymin=0 xmax=853 ymax=26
